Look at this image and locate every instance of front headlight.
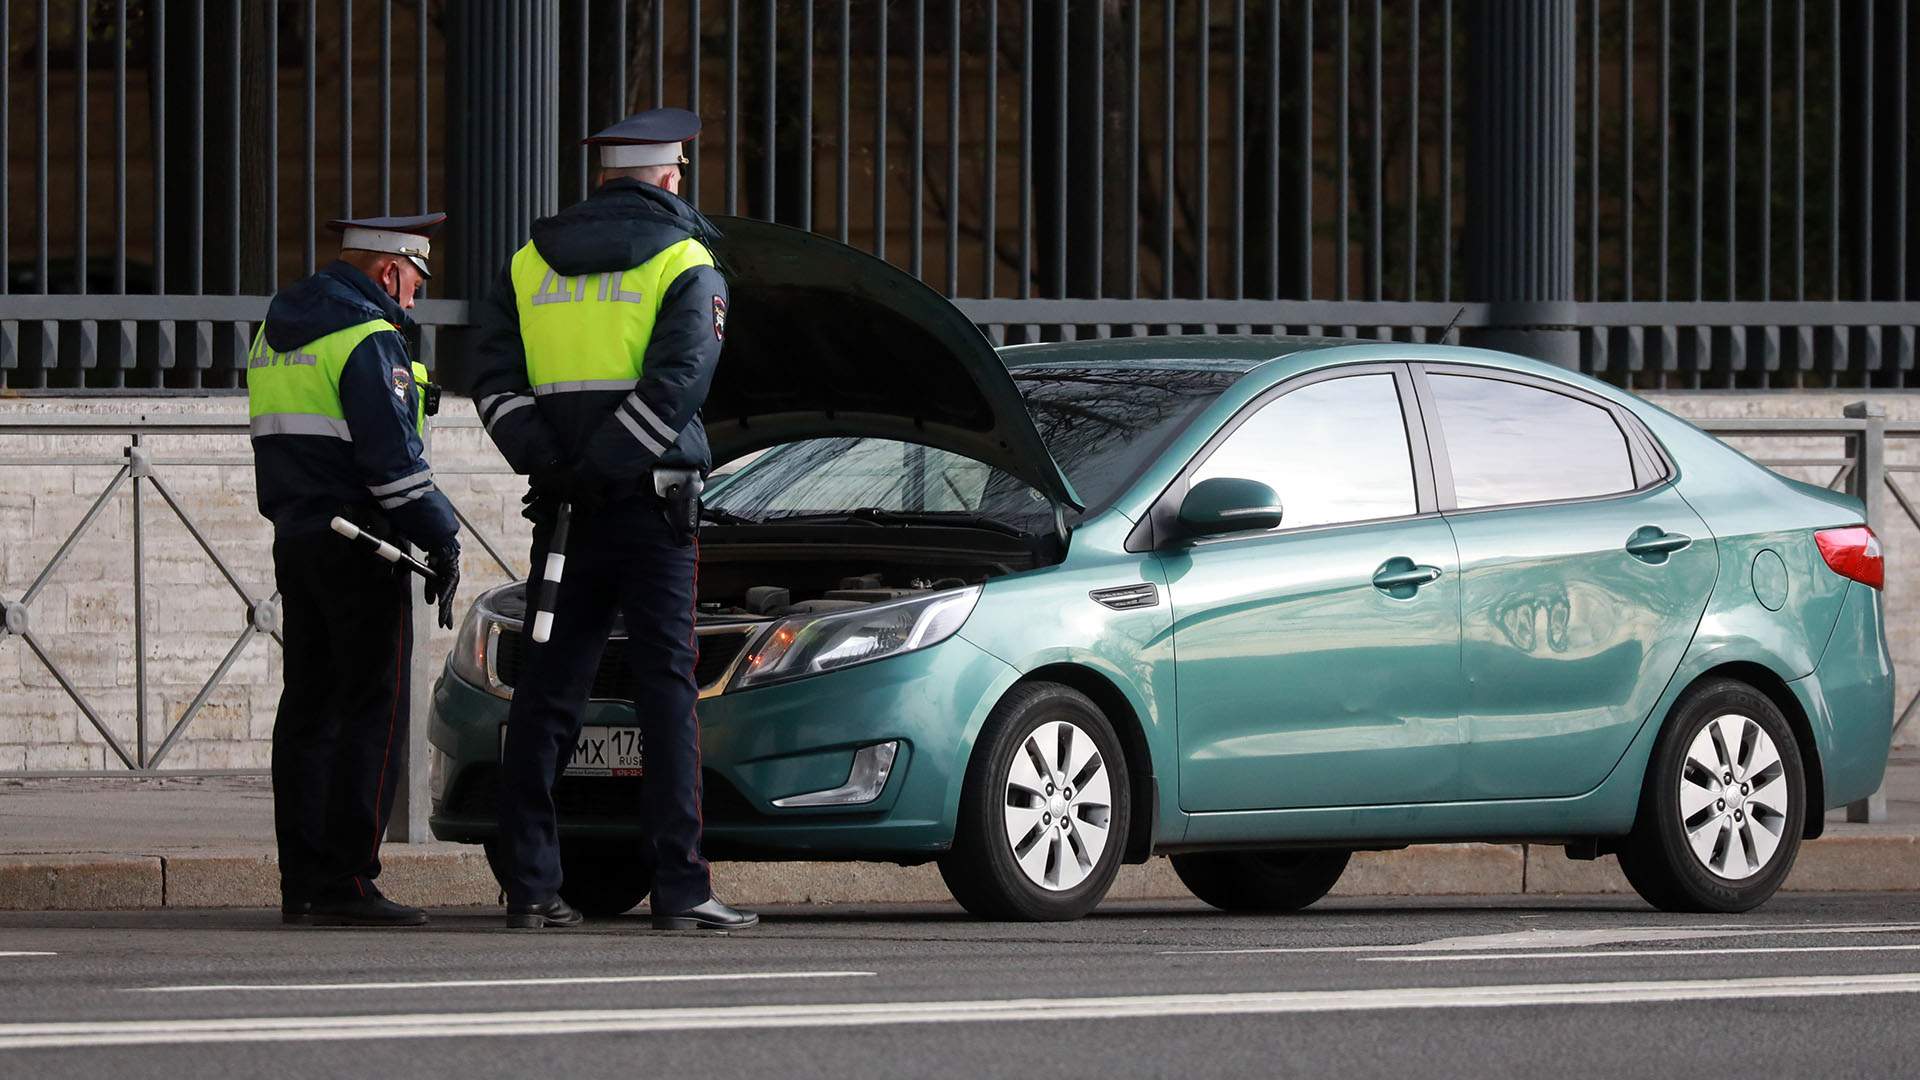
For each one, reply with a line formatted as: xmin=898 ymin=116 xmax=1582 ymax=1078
xmin=448 ymin=601 xmax=511 ymax=700
xmin=732 ymin=586 xmax=981 ymax=690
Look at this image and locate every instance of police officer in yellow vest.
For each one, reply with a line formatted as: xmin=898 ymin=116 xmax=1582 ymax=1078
xmin=471 ymin=108 xmax=754 ymax=931
xmin=248 ymin=213 xmax=462 ymax=927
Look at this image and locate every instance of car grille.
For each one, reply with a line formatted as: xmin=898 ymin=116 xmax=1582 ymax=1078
xmin=445 ymin=764 xmax=764 ymax=825
xmin=493 ymin=623 xmax=756 ymax=699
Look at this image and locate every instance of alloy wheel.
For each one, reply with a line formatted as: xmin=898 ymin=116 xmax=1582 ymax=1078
xmin=1002 ymin=719 xmax=1113 ymax=891
xmin=1679 ymin=713 xmax=1791 ymax=881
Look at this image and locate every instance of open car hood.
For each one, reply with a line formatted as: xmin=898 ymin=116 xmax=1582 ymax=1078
xmin=703 ymin=217 xmax=1082 ymax=512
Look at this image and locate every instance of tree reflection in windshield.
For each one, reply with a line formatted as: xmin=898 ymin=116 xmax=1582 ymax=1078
xmin=704 ymin=366 xmax=1236 ymax=529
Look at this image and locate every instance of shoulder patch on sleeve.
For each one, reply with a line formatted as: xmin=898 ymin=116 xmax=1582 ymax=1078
xmin=712 ymin=295 xmax=728 ymax=341
xmin=391 ymin=367 xmax=412 ymax=399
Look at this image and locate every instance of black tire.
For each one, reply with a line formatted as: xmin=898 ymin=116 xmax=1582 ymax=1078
xmin=1619 ymin=678 xmax=1806 ymax=914
xmin=1170 ymin=850 xmax=1352 ymax=913
xmin=558 ymin=839 xmax=654 ymax=918
xmin=938 ymin=682 xmax=1132 ymax=922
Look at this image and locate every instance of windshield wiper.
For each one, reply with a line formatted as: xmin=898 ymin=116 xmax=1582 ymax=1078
xmin=699 ymin=505 xmax=759 ymax=526
xmin=772 ymin=508 xmax=1032 ymax=537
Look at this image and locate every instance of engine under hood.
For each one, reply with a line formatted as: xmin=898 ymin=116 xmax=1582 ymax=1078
xmin=702 ymin=216 xmax=1083 ymax=512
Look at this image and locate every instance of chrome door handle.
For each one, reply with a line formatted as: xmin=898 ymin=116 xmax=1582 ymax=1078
xmin=1625 ymin=528 xmax=1693 ymax=563
xmin=1371 ymin=561 xmax=1443 ymax=596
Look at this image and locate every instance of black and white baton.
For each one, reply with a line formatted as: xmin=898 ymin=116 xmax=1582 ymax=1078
xmin=329 ymin=516 xmax=434 ymax=579
xmin=529 ymin=502 xmax=571 ymax=644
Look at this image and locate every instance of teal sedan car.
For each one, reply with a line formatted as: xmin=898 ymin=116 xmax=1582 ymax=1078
xmin=429 ymin=221 xmax=1893 ymax=921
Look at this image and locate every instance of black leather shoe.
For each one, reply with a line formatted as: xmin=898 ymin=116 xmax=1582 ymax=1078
xmin=309 ymin=892 xmax=428 ymax=927
xmin=280 ymin=899 xmax=312 ymax=926
xmin=651 ymin=897 xmax=759 ymax=931
xmin=506 ymin=896 xmax=584 ymax=929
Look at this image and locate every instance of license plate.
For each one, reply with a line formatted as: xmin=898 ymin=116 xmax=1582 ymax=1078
xmin=500 ymin=725 xmax=643 ymax=777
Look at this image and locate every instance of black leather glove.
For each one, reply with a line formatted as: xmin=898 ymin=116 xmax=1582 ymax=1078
xmin=424 ymin=539 xmax=461 ymax=630
xmin=529 ymin=460 xmax=609 ymax=514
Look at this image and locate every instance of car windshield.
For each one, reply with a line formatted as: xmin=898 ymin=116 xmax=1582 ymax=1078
xmin=704 ymin=365 xmax=1236 ymax=530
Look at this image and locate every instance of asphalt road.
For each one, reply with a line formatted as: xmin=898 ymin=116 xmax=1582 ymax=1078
xmin=3 ymin=894 xmax=1919 ymax=1079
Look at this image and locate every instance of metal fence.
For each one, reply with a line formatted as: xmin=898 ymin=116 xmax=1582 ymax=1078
xmin=2 ymin=0 xmax=1916 ymax=390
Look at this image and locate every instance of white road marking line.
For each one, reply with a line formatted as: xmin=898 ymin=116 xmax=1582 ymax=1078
xmin=13 ymin=973 xmax=1920 ymax=1050
xmin=0 ymin=953 xmax=55 ymax=959
xmin=1163 ymin=922 xmax=1920 ymax=956
xmin=129 ymin=970 xmax=876 ymax=994
xmin=1367 ymin=944 xmax=1920 ymax=963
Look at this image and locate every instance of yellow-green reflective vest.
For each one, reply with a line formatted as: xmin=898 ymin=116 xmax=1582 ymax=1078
xmin=410 ymin=360 xmax=431 ymax=436
xmin=245 ymin=319 xmax=397 ymax=440
xmin=509 ymin=236 xmax=716 ymax=390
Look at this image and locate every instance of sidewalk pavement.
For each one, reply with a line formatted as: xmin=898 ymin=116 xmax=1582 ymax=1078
xmin=4 ymin=756 xmax=1918 ymax=911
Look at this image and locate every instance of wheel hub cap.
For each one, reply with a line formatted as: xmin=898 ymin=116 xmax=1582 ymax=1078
xmin=1678 ymin=713 xmax=1790 ymax=881
xmin=1002 ymin=719 xmax=1113 ymax=892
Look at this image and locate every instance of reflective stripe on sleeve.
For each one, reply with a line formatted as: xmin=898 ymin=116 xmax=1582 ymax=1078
xmin=532 ymin=379 xmax=637 ymax=395
xmin=480 ymin=394 xmax=535 ymax=431
xmin=624 ymin=392 xmax=680 ymax=449
xmin=249 ymin=413 xmax=354 ymax=441
xmin=377 ymin=483 xmax=439 ymax=511
xmin=367 ymin=468 xmax=433 ymax=497
xmin=614 ymin=404 xmax=670 ymax=456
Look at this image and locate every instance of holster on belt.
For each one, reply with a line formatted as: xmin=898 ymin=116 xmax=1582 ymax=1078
xmin=653 ymin=467 xmax=704 ymax=543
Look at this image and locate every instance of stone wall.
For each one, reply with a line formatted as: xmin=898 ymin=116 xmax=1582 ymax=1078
xmin=0 ymin=390 xmax=1914 ymax=776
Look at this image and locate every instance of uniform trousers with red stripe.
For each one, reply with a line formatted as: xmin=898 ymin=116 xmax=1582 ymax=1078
xmin=270 ymin=518 xmax=413 ymax=904
xmin=491 ymin=495 xmax=711 ymax=912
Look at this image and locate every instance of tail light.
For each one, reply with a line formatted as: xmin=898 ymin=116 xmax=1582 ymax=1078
xmin=1815 ymin=526 xmax=1884 ymax=589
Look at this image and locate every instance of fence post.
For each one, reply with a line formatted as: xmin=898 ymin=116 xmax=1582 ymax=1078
xmin=1845 ymin=400 xmax=1890 ymax=824
xmin=1463 ymin=0 xmax=1579 ymax=368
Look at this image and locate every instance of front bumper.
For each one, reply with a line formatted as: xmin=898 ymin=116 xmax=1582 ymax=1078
xmin=427 ymin=633 xmax=1018 ymax=860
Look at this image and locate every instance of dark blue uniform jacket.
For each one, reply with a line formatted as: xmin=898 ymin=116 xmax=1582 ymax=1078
xmin=251 ymin=261 xmax=459 ymax=548
xmin=468 ymin=179 xmax=728 ymax=496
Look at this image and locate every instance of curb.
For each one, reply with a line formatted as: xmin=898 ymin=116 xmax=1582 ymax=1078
xmin=2 ymin=835 xmax=1916 ymax=912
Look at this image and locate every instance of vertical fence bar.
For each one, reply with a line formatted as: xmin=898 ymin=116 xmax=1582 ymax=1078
xmin=764 ymin=0 xmax=777 ymax=220
xmin=1725 ymin=0 xmax=1736 ymax=301
xmin=1860 ymin=2 xmax=1874 ymax=301
xmin=266 ymin=0 xmax=279 ymax=283
xmin=153 ymin=0 xmax=165 ymax=295
xmin=1196 ymin=0 xmax=1209 ymax=299
xmin=802 ymin=0 xmax=816 ymax=233
xmin=1761 ymin=0 xmax=1772 ymax=301
xmin=75 ymin=0 xmax=88 ymax=296
xmin=726 ymin=0 xmax=739 ymax=214
xmin=913 ymin=0 xmax=925 ymax=278
xmin=1338 ymin=0 xmax=1350 ymax=300
xmin=1659 ymin=0 xmax=1669 ymax=299
xmin=1131 ymin=0 xmax=1142 ymax=299
xmin=654 ymin=0 xmax=667 ymax=107
xmin=1052 ymin=0 xmax=1066 ymax=296
xmin=37 ymin=0 xmax=48 ymax=293
xmin=303 ymin=0 xmax=315 ymax=271
xmin=132 ymin=434 xmax=147 ymax=766
xmin=1265 ymin=0 xmax=1278 ymax=299
xmin=339 ymin=0 xmax=352 ymax=222
xmin=1407 ymin=0 xmax=1421 ymax=301
xmin=1692 ymin=0 xmax=1703 ymax=302
xmin=946 ymin=0 xmax=958 ymax=295
xmin=191 ymin=0 xmax=204 ymax=292
xmin=1 ymin=4 xmax=8 ymax=297
xmin=379 ymin=0 xmax=391 ymax=214
xmin=1021 ymin=0 xmax=1032 ymax=296
xmin=839 ymin=0 xmax=851 ymax=243
xmin=688 ymin=0 xmax=702 ymax=203
xmin=1368 ymin=0 xmax=1381 ymax=300
xmin=982 ymin=0 xmax=996 ymax=293
xmin=575 ymin=0 xmax=588 ymax=202
xmin=230 ymin=0 xmax=242 ymax=290
xmin=416 ymin=0 xmax=426 ymax=213
xmin=1304 ymin=0 xmax=1316 ymax=299
xmin=1897 ymin=0 xmax=1909 ymax=300
xmin=1792 ymin=0 xmax=1806 ymax=300
xmin=1623 ymin=0 xmax=1634 ymax=301
xmin=1589 ymin=0 xmax=1599 ymax=300
xmin=875 ymin=1 xmax=888 ymax=259
xmin=1088 ymin=0 xmax=1104 ymax=297
xmin=1231 ymin=0 xmax=1245 ymax=299
xmin=1162 ymin=0 xmax=1173 ymax=299
xmin=115 ymin=0 xmax=128 ymax=293
xmin=1830 ymin=0 xmax=1840 ymax=301
xmin=1441 ymin=0 xmax=1449 ymax=301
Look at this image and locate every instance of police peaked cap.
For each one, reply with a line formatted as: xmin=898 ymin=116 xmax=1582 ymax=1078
xmin=584 ymin=107 xmax=701 ymax=169
xmin=326 ymin=212 xmax=448 ymax=278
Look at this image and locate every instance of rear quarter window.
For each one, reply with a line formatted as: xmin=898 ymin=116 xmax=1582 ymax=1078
xmin=1428 ymin=373 xmax=1637 ymax=509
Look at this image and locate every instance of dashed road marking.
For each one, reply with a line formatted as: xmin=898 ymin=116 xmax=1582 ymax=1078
xmin=129 ymin=970 xmax=876 ymax=993
xmin=1163 ymin=922 xmax=1920 ymax=956
xmin=1367 ymin=943 xmax=1920 ymax=962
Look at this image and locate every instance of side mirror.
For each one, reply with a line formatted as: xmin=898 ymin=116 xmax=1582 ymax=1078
xmin=1176 ymin=477 xmax=1285 ymax=537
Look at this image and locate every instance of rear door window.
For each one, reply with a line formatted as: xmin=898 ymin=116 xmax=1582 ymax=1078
xmin=1193 ymin=372 xmax=1418 ymax=530
xmin=1426 ymin=373 xmax=1636 ymax=509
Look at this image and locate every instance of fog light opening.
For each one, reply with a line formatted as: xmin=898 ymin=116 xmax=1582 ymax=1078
xmin=770 ymin=741 xmax=900 ymax=808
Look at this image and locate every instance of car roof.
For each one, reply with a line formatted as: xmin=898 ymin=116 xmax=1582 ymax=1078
xmin=999 ymin=335 xmax=1355 ymax=373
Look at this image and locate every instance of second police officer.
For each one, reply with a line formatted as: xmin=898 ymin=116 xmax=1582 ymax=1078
xmin=470 ymin=108 xmax=756 ymax=931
